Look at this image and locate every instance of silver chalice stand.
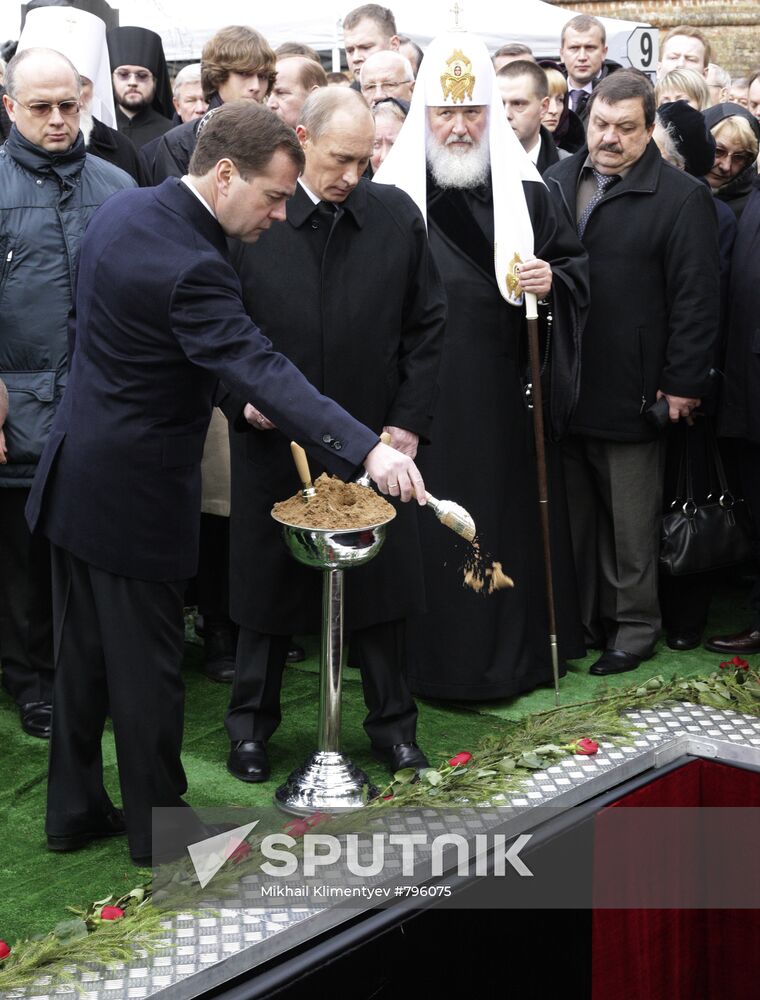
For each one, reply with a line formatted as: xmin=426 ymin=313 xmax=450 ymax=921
xmin=271 ymin=510 xmax=395 ymax=815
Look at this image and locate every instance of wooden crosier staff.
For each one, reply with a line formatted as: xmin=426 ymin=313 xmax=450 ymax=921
xmin=524 ymin=290 xmax=561 ymax=705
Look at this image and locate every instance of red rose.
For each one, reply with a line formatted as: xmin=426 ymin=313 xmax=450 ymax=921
xmin=283 ymin=818 xmax=310 ymax=838
xmin=573 ymin=739 xmax=599 ymax=756
xmin=100 ymin=907 xmax=125 ymax=921
xmin=448 ymin=752 xmax=472 ymax=767
xmin=305 ymin=812 xmax=331 ymax=828
xmin=0 ymin=940 xmax=10 ymax=960
xmin=230 ymin=841 xmax=252 ymax=864
xmin=720 ymin=656 xmax=750 ymax=670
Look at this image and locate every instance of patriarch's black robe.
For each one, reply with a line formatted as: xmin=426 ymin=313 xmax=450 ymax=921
xmin=405 ymin=177 xmax=589 ymax=700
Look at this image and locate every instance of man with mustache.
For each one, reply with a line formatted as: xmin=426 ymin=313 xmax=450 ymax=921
xmin=544 ymin=71 xmax=720 ymax=675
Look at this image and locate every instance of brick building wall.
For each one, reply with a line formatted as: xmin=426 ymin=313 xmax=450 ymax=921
xmin=545 ymin=0 xmax=760 ymax=75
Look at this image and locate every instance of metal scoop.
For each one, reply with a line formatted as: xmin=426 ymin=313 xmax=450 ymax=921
xmin=424 ymin=493 xmax=476 ymax=542
xmin=356 ymin=434 xmax=476 ymax=542
xmin=290 ymin=441 xmax=316 ymax=501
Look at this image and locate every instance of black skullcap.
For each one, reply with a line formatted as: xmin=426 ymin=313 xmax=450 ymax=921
xmin=703 ymin=101 xmax=760 ymax=142
xmin=106 ymin=26 xmax=173 ymax=118
xmin=657 ymin=100 xmax=716 ymax=177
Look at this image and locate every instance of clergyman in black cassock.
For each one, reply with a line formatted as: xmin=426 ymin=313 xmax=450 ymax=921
xmin=404 ymin=177 xmax=589 ymax=700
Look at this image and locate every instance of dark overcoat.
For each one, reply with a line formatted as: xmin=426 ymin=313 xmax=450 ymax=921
xmin=114 ymin=106 xmax=172 ymax=151
xmin=544 ymin=141 xmax=720 ymax=442
xmin=227 ymin=179 xmax=446 ymax=634
xmin=536 ymin=125 xmax=565 ymax=175
xmin=88 ymin=117 xmax=147 ymax=185
xmin=26 ymin=179 xmax=378 ymax=581
xmin=405 ymin=179 xmax=589 ymax=701
xmin=718 ymin=178 xmax=760 ymax=444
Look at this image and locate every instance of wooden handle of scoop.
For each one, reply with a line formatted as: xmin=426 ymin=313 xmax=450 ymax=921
xmin=380 ymin=431 xmax=391 ymax=445
xmin=290 ymin=441 xmax=314 ymax=491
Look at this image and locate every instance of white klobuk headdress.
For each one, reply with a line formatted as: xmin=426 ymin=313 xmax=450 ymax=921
xmin=17 ymin=5 xmax=117 ymax=128
xmin=374 ymin=30 xmax=542 ymax=306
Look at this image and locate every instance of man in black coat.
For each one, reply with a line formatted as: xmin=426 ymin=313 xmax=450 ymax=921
xmin=544 ymin=71 xmax=720 ymax=675
xmin=150 ymin=26 xmax=276 ymax=183
xmin=0 ymin=85 xmax=11 ymax=141
xmin=496 ymin=60 xmax=569 ymax=174
xmin=559 ymin=14 xmax=621 ymax=124
xmin=26 ymin=102 xmax=426 ymax=864
xmin=106 ymin=26 xmax=173 ymax=150
xmin=225 ymin=88 xmax=446 ymax=782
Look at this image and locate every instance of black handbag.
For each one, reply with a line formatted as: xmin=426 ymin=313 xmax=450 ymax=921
xmin=660 ymin=418 xmax=754 ymax=576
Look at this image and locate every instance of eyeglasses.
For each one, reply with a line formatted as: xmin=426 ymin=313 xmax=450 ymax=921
xmin=13 ymin=99 xmax=80 ymax=117
xmin=114 ymin=69 xmax=153 ymax=82
xmin=714 ymin=146 xmax=751 ymax=165
xmin=361 ymin=80 xmax=411 ymax=93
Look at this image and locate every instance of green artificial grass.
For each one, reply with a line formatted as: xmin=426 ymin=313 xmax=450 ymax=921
xmin=0 ymin=578 xmax=751 ymax=949
xmin=0 ymin=643 xmax=514 ymax=947
xmin=466 ymin=578 xmax=750 ymax=720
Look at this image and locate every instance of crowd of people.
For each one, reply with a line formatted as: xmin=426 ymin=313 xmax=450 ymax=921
xmin=0 ymin=3 xmax=758 ymax=864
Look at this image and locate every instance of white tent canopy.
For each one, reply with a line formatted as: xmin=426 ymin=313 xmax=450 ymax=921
xmin=1 ymin=1 xmax=658 ymax=71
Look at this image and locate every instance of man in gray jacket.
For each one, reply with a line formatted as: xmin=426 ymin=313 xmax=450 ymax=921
xmin=0 ymin=47 xmax=134 ymax=737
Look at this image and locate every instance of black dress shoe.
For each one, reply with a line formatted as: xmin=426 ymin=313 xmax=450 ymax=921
xmin=704 ymin=626 xmax=760 ymax=654
xmin=202 ymin=622 xmax=237 ymax=683
xmin=48 ymin=807 xmax=126 ymax=852
xmin=286 ymin=644 xmax=305 ymax=664
xmin=371 ymin=742 xmax=429 ymax=773
xmin=589 ymin=649 xmax=643 ymax=676
xmin=227 ymin=740 xmax=271 ymax=783
xmin=667 ymin=631 xmax=702 ymax=652
xmin=20 ymin=701 xmax=52 ymax=739
xmin=202 ymin=652 xmax=236 ymax=683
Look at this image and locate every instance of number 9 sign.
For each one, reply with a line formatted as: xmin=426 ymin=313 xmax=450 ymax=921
xmin=627 ymin=27 xmax=658 ymax=71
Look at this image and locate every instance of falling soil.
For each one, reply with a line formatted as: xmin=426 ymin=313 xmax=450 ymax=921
xmin=463 ymin=537 xmax=514 ymax=595
xmin=272 ymin=473 xmax=395 ymax=529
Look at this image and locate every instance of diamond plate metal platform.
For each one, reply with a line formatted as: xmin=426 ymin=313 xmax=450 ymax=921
xmin=7 ymin=701 xmax=760 ymax=1000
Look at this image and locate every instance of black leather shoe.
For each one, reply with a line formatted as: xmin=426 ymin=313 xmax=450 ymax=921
xmin=227 ymin=740 xmax=271 ymax=783
xmin=20 ymin=701 xmax=52 ymax=739
xmin=704 ymin=626 xmax=760 ymax=654
xmin=371 ymin=742 xmax=429 ymax=773
xmin=202 ymin=652 xmax=236 ymax=683
xmin=286 ymin=644 xmax=305 ymax=663
xmin=589 ymin=649 xmax=643 ymax=676
xmin=202 ymin=622 xmax=237 ymax=683
xmin=667 ymin=631 xmax=702 ymax=652
xmin=48 ymin=807 xmax=126 ymax=852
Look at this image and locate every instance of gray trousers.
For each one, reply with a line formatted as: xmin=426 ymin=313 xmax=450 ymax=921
xmin=562 ymin=435 xmax=665 ymax=657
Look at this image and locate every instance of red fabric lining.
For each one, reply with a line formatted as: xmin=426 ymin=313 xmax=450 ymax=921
xmin=592 ymin=760 xmax=760 ymax=999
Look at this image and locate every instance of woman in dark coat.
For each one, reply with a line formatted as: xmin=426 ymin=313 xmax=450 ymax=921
xmin=704 ymin=175 xmax=760 ymax=653
xmin=654 ymin=101 xmax=737 ymax=648
xmin=703 ymin=103 xmax=760 ymax=220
